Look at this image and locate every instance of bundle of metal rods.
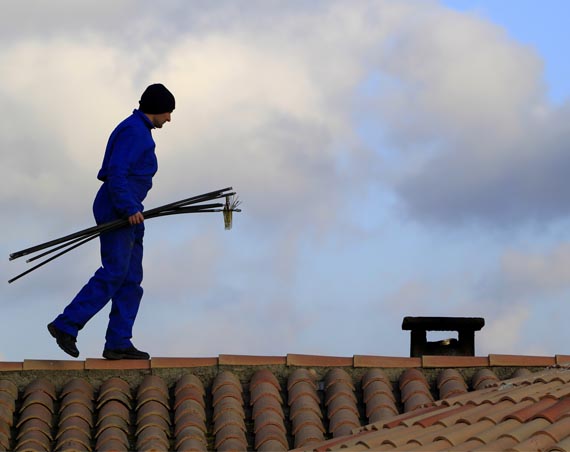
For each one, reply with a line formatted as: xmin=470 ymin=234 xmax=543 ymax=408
xmin=8 ymin=187 xmax=241 ymax=284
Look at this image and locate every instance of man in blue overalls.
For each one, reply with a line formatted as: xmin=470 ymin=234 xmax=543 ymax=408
xmin=48 ymin=83 xmax=175 ymax=360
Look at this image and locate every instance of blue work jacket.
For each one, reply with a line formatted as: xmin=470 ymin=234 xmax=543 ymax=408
xmin=97 ymin=110 xmax=157 ymax=218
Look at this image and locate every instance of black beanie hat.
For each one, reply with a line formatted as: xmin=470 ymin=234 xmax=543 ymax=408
xmin=139 ymin=83 xmax=175 ymax=114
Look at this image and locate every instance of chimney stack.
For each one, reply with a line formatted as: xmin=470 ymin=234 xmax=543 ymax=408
xmin=402 ymin=316 xmax=485 ymax=357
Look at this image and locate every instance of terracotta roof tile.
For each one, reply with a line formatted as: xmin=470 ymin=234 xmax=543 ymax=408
xmin=287 ymin=368 xmax=318 ymax=390
xmin=471 ymin=368 xmax=500 ymax=390
xmin=489 ymin=354 xmax=556 ymax=367
xmin=218 ymin=354 xmax=286 ymax=366
xmin=23 ymin=378 xmax=56 ymax=400
xmin=287 ymin=354 xmax=353 ymax=367
xmin=54 ymin=428 xmax=91 ymax=451
xmin=254 ymin=423 xmax=288 ymax=449
xmin=252 ymin=393 xmax=285 ymax=419
xmin=0 ymin=380 xmax=18 ymax=399
xmin=15 ymin=429 xmax=52 ymax=451
xmin=250 ymin=381 xmax=283 ymax=405
xmin=4 ymin=354 xmax=570 ymax=451
xmin=354 ymin=355 xmax=422 ymax=368
xmin=175 ymin=436 xmax=208 ymax=451
xmin=16 ymin=404 xmax=53 ymax=429
xmin=212 ymin=370 xmax=242 ymax=393
xmin=59 ymin=403 xmax=93 ymax=428
xmin=150 ymin=356 xmax=218 ymax=368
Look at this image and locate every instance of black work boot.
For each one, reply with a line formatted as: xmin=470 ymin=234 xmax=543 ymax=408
xmin=47 ymin=322 xmax=79 ymax=358
xmin=102 ymin=345 xmax=150 ymax=360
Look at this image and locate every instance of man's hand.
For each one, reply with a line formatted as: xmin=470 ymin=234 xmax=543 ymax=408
xmin=128 ymin=211 xmax=144 ymax=225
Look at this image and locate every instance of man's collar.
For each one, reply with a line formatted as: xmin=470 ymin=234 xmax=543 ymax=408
xmin=133 ymin=109 xmax=154 ymax=129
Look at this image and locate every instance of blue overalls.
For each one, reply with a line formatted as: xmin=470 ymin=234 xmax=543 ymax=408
xmin=52 ymin=110 xmax=157 ymax=350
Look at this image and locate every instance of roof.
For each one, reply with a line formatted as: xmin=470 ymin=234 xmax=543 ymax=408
xmin=0 ymin=353 xmax=568 ymax=451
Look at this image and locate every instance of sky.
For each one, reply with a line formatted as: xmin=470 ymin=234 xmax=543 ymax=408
xmin=1 ymin=0 xmax=570 ymax=361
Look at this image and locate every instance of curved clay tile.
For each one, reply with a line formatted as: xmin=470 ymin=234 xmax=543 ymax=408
xmin=213 ymin=410 xmax=246 ymax=435
xmin=399 ymin=369 xmax=428 ymax=390
xmin=60 ymin=392 xmax=94 ymax=413
xmin=369 ymin=406 xmax=400 ymax=424
xmin=293 ymin=424 xmax=325 ymax=449
xmin=20 ymin=390 xmax=54 ymax=414
xmin=23 ymin=378 xmax=56 ymax=401
xmin=98 ymin=377 xmax=131 ymax=402
xmin=257 ymin=438 xmax=288 ymax=452
xmin=174 ymin=374 xmax=205 ymax=397
xmin=213 ymin=424 xmax=248 ymax=450
xmin=95 ymin=414 xmax=129 ymax=437
xmin=173 ymin=412 xmax=206 ymax=437
xmin=16 ymin=404 xmax=53 ymax=429
xmin=174 ymin=386 xmax=205 ymax=410
xmin=55 ymin=428 xmax=91 ymax=451
xmin=324 ymin=382 xmax=357 ymax=407
xmin=362 ymin=369 xmax=391 ymax=388
xmin=137 ymin=375 xmax=169 ymax=399
xmin=217 ymin=437 xmax=248 ymax=452
xmin=95 ymin=437 xmax=129 ymax=452
xmin=0 ymin=432 xmax=9 ymax=452
xmin=96 ymin=400 xmax=130 ymax=426
xmin=363 ymin=379 xmax=396 ymax=404
xmin=137 ymin=400 xmax=171 ymax=426
xmin=16 ymin=418 xmax=53 ymax=441
xmin=471 ymin=369 xmax=500 ymax=390
xmin=136 ymin=413 xmax=170 ymax=436
xmin=0 ymin=380 xmax=18 ymax=399
xmin=252 ymin=395 xmax=284 ymax=420
xmin=175 ymin=437 xmax=208 ymax=452
xmin=328 ymin=408 xmax=360 ymax=437
xmin=253 ymin=410 xmax=286 ymax=434
xmin=365 ymin=393 xmax=399 ymax=418
xmin=60 ymin=378 xmax=94 ymax=400
xmin=212 ymin=371 xmax=242 ymax=394
xmin=0 ymin=404 xmax=12 ymax=428
xmin=95 ymin=426 xmax=129 ymax=451
xmin=15 ymin=429 xmax=51 ymax=450
xmin=136 ymin=388 xmax=170 ymax=411
xmin=136 ymin=425 xmax=169 ymax=451
xmin=287 ymin=368 xmax=318 ymax=391
xmin=288 ymin=381 xmax=320 ymax=406
xmin=250 ymin=381 xmax=283 ymax=406
xmin=212 ymin=399 xmax=244 ymax=422
xmin=437 ymin=369 xmax=467 ymax=389
xmin=55 ymin=439 xmax=89 ymax=452
xmin=440 ymin=379 xmax=469 ymax=400
xmin=291 ymin=411 xmax=326 ymax=436
xmin=212 ymin=385 xmax=243 ymax=408
xmin=327 ymin=394 xmax=359 ymax=418
xmin=250 ymin=369 xmax=281 ymax=391
xmin=59 ymin=403 xmax=93 ymax=428
xmin=0 ymin=391 xmax=16 ymax=412
xmin=96 ymin=388 xmax=132 ymax=411
xmin=401 ymin=380 xmax=433 ymax=404
xmin=254 ymin=424 xmax=288 ymax=450
xmin=56 ymin=415 xmax=92 ymax=440
xmin=175 ymin=399 xmax=207 ymax=424
xmin=174 ymin=425 xmax=207 ymax=449
xmin=289 ymin=396 xmax=323 ymax=420
xmin=324 ymin=368 xmax=354 ymax=391
xmin=404 ymin=392 xmax=434 ymax=412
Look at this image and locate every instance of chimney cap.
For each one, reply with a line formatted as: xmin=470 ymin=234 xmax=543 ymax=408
xmin=402 ymin=316 xmax=485 ymax=331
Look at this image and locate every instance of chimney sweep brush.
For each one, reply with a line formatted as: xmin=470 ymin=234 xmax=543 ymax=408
xmin=8 ymin=187 xmax=241 ymax=284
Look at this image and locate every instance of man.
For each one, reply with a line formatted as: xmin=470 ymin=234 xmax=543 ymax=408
xmin=47 ymin=83 xmax=175 ymax=360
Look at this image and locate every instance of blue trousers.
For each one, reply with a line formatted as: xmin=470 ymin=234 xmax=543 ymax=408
xmin=53 ymin=185 xmax=144 ymax=350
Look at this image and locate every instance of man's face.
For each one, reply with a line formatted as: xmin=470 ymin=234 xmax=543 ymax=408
xmin=152 ymin=112 xmax=172 ymax=128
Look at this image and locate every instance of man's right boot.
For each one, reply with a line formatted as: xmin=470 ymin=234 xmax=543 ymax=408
xmin=48 ymin=322 xmax=79 ymax=358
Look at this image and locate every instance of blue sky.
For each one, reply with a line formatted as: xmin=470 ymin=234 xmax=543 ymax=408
xmin=1 ymin=0 xmax=570 ymax=361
